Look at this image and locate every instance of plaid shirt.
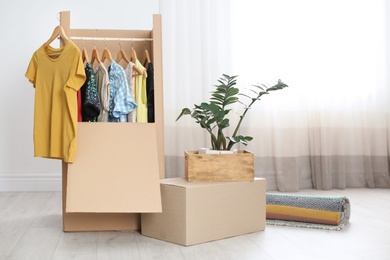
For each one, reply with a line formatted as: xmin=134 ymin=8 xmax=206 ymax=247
xmin=107 ymin=61 xmax=137 ymax=122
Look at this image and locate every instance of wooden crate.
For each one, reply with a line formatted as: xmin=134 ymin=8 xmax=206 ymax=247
xmin=184 ymin=150 xmax=254 ymax=182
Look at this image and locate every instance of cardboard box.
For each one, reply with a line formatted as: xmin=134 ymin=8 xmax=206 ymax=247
xmin=185 ymin=150 xmax=254 ymax=182
xmin=62 ymin=123 xmax=162 ymax=232
xmin=141 ymin=178 xmax=266 ymax=246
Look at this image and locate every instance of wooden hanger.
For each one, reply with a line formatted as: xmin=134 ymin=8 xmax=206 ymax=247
xmin=101 ymin=48 xmax=112 ymax=63
xmin=44 ymin=25 xmax=69 ymax=47
xmin=82 ymin=48 xmax=89 ymax=63
xmin=130 ymin=48 xmax=138 ymax=62
xmin=129 ymin=46 xmax=144 ymax=76
xmin=91 ymin=45 xmax=101 ymax=66
xmin=116 ymin=43 xmax=130 ymax=64
xmin=143 ymin=49 xmax=151 ymax=67
xmin=81 ymin=40 xmax=89 ymax=63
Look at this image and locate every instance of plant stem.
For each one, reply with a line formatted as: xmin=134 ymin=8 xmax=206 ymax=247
xmin=209 ymin=129 xmax=218 ymax=150
xmin=227 ymin=99 xmax=256 ymax=150
xmin=217 ymin=128 xmax=226 ymax=150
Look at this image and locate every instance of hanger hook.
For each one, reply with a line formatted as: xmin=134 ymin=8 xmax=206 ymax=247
xmin=118 ymin=42 xmax=123 ymax=50
xmin=57 ymin=12 xmax=60 ymax=23
xmin=104 ymin=38 xmax=108 ymax=49
xmin=93 ymin=38 xmax=96 ymax=49
xmin=81 ymin=38 xmax=86 ymax=48
xmin=131 ymin=41 xmax=134 ymax=50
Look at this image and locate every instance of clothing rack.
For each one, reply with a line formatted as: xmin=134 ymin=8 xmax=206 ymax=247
xmin=70 ymin=36 xmax=153 ymax=42
xmin=60 ymin=11 xmax=164 ymax=179
xmin=60 ymin=11 xmax=165 ymax=231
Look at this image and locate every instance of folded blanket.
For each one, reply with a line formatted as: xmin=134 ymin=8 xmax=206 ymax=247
xmin=266 ymin=193 xmax=351 ymax=230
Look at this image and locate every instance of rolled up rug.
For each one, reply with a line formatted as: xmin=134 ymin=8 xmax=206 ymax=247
xmin=266 ymin=193 xmax=351 ymax=230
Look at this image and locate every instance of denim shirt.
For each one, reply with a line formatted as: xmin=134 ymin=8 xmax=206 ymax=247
xmin=107 ymin=61 xmax=137 ymax=122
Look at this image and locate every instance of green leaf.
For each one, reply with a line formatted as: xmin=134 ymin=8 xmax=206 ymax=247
xmin=209 ymin=103 xmax=221 ymax=114
xmin=218 ymin=118 xmax=230 ymax=129
xmin=267 ymin=80 xmax=288 ymax=91
xmin=228 ymin=135 xmax=253 ymax=146
xmin=239 ymin=93 xmax=253 ymax=100
xmin=241 ymin=136 xmax=253 ymax=141
xmin=211 ymin=93 xmax=224 ymax=101
xmin=200 ymin=102 xmax=211 ymax=110
xmin=227 ymin=136 xmax=239 ymax=144
xmin=226 ymin=87 xmax=239 ymax=97
xmin=252 ymin=84 xmax=265 ymax=91
xmin=176 ymin=108 xmax=192 ymax=121
xmin=258 ymin=91 xmax=269 ymax=98
xmin=223 ymin=97 xmax=238 ymax=106
xmin=249 ymin=89 xmax=259 ymax=96
xmin=210 ymin=100 xmax=223 ymax=108
xmin=215 ymin=86 xmax=227 ymax=93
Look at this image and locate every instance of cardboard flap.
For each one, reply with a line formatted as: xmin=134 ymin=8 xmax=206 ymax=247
xmin=66 ymin=123 xmax=162 ymax=213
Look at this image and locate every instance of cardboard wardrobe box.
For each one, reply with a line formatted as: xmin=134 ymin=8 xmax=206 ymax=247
xmin=62 ymin=123 xmax=162 ymax=232
xmin=141 ymin=178 xmax=266 ymax=246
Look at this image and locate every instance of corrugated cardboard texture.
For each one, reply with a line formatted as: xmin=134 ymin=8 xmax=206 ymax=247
xmin=66 ymin=123 xmax=162 ymax=213
xmin=62 ymin=162 xmax=142 ymax=231
xmin=142 ymin=185 xmax=187 ymax=243
xmin=141 ymin=178 xmax=266 ymax=246
xmin=63 ymin=213 xmax=140 ymax=232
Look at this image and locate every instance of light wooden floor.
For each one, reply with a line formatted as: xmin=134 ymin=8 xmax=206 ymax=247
xmin=0 ymin=188 xmax=389 ymax=260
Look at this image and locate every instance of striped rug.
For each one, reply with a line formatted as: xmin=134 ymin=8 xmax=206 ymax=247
xmin=266 ymin=194 xmax=351 ymax=230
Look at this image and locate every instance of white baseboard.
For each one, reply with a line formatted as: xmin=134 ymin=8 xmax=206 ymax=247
xmin=0 ymin=173 xmax=62 ymax=191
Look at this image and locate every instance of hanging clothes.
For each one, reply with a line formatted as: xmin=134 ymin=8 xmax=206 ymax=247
xmin=124 ymin=62 xmax=136 ymax=122
xmin=81 ymin=62 xmax=100 ymax=122
xmin=146 ymin=62 xmax=155 ymax=123
xmin=107 ymin=60 xmax=137 ymax=122
xmin=25 ymin=40 xmax=86 ymax=163
xmin=94 ymin=62 xmax=110 ymax=122
xmin=133 ymin=59 xmax=148 ymax=122
xmin=77 ymin=90 xmax=83 ymax=122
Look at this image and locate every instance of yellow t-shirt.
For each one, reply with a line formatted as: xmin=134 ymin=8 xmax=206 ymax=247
xmin=25 ymin=40 xmax=86 ymax=163
xmin=134 ymin=59 xmax=148 ymax=122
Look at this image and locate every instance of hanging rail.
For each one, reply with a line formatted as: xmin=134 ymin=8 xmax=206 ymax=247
xmin=70 ymin=36 xmax=153 ymax=42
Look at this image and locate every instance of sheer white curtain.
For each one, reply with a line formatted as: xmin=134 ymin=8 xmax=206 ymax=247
xmin=160 ymin=0 xmax=233 ymax=177
xmin=161 ymin=0 xmax=390 ymax=191
xmin=231 ymin=0 xmax=390 ymax=190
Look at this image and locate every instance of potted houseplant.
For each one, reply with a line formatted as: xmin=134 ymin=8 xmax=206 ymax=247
xmin=177 ymin=74 xmax=288 ymax=182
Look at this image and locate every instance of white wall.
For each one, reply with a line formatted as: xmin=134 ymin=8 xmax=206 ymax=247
xmin=0 ymin=0 xmax=159 ymax=191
